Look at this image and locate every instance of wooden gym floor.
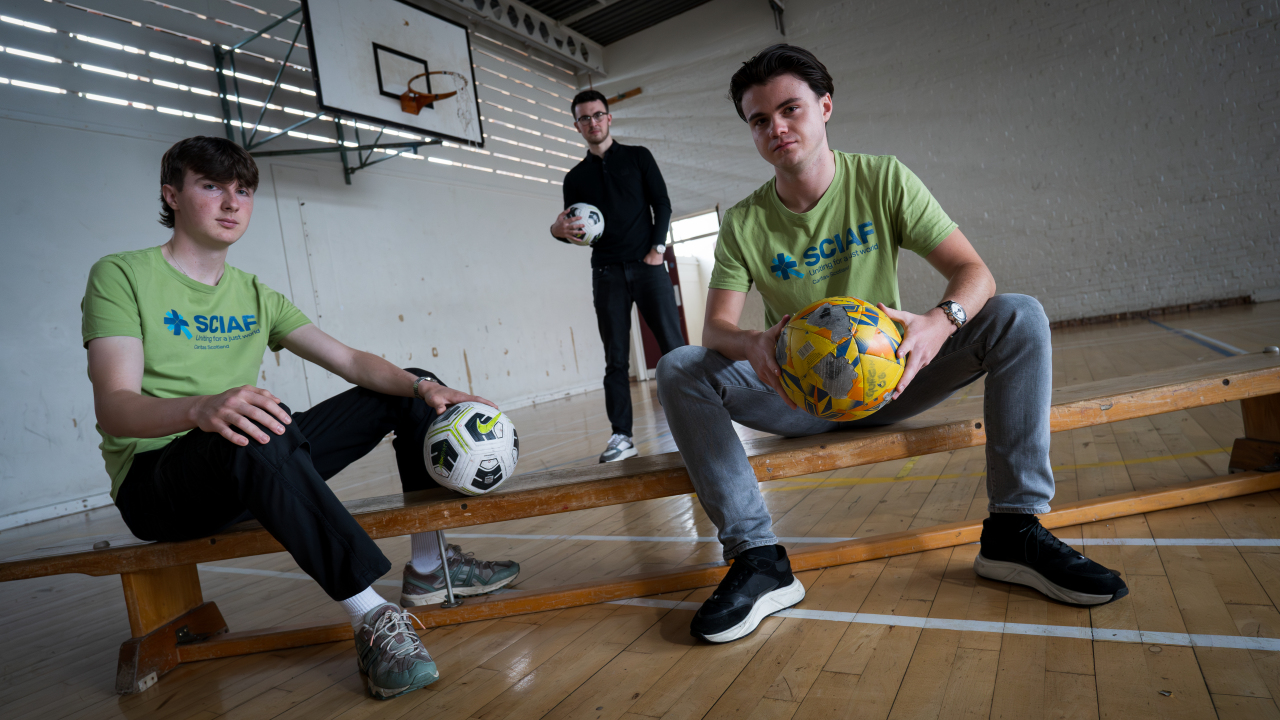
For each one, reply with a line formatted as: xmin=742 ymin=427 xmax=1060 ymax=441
xmin=3 ymin=301 xmax=1280 ymax=720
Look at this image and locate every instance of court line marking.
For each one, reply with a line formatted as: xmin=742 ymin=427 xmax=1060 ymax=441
xmin=608 ymin=598 xmax=1280 ymax=651
xmin=525 ymin=430 xmax=673 ymax=473
xmin=444 ymin=533 xmax=1280 ymax=547
xmin=1051 ymin=316 xmax=1274 ymax=352
xmin=446 ymin=533 xmax=846 ymax=543
xmin=191 ymin=563 xmax=1280 ymax=649
xmin=761 ymin=446 xmax=1231 ymax=492
xmin=192 ymin=538 xmax=1280 ymax=585
xmin=1176 ymin=327 xmax=1248 ymax=355
xmin=1148 ymin=319 xmax=1245 ymax=356
xmin=199 ymin=564 xmax=400 ymax=588
xmin=351 ymin=445 xmax=1229 ymax=498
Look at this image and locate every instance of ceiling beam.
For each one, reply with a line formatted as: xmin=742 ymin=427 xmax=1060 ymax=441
xmin=429 ymin=0 xmax=605 ymax=74
xmin=558 ymin=0 xmax=623 ymax=27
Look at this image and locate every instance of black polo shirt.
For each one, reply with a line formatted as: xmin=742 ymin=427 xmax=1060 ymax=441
xmin=558 ymin=141 xmax=672 ymax=268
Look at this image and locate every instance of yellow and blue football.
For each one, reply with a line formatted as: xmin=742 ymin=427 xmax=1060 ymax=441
xmin=775 ymin=296 xmax=905 ymax=421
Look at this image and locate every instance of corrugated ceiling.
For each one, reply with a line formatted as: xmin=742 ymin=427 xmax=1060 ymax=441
xmin=520 ymin=0 xmax=716 ymax=46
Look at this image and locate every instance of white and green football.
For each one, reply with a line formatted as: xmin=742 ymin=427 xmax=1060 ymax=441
xmin=566 ymin=202 xmax=604 ymax=246
xmin=424 ymin=402 xmax=519 ymax=495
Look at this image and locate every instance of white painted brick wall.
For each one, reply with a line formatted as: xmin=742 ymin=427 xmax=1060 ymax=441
xmin=603 ymin=0 xmax=1279 ymax=321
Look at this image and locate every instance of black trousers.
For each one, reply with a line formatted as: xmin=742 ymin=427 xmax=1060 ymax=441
xmin=114 ymin=368 xmax=443 ymax=601
xmin=592 ymin=261 xmax=686 ymax=436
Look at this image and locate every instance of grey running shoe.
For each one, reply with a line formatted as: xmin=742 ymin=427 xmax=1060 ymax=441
xmin=599 ymin=433 xmax=638 ymax=463
xmin=354 ymin=603 xmax=439 ymax=700
xmin=400 ymin=545 xmax=520 ymax=607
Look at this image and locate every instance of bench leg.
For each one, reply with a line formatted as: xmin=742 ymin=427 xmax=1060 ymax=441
xmin=115 ymin=565 xmax=227 ymax=694
xmin=1230 ymin=394 xmax=1280 ymax=473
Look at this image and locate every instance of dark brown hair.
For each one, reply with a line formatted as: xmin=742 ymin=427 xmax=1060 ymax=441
xmin=570 ymin=89 xmax=609 ymax=118
xmin=728 ymin=44 xmax=835 ymax=122
xmin=159 ymin=136 xmax=259 ymax=228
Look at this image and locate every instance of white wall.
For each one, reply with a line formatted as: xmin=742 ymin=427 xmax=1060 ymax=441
xmin=600 ymin=0 xmax=1280 ymax=319
xmin=0 ymin=0 xmax=600 ymax=527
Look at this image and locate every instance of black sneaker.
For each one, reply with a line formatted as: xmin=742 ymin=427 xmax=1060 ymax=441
xmin=691 ymin=544 xmax=806 ymax=643
xmin=973 ymin=514 xmax=1129 ymax=605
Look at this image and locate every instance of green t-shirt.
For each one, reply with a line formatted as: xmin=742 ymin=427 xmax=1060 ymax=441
xmin=81 ymin=246 xmax=312 ymax=498
xmin=710 ymin=152 xmax=958 ymax=327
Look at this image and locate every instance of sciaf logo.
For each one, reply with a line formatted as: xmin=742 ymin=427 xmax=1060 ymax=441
xmin=163 ymin=309 xmax=192 ymax=339
xmin=771 ymin=253 xmax=802 ymax=279
xmin=767 ymin=223 xmax=878 ymax=281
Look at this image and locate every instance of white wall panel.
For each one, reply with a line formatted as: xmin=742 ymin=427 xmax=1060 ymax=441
xmin=601 ymin=0 xmax=1279 ymax=321
xmin=0 ymin=0 xmax=600 ymax=527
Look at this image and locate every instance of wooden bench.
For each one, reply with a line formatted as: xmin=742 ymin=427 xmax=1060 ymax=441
xmin=4 ymin=351 xmax=1279 ymax=694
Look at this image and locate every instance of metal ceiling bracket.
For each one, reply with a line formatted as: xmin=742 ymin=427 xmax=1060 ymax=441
xmin=431 ymin=0 xmax=605 ymax=75
xmin=212 ymin=8 xmax=445 ymax=183
xmin=770 ymin=0 xmax=786 ymax=36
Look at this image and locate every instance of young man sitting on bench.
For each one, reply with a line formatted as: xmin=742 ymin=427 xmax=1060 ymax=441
xmin=657 ymin=45 xmax=1129 ymax=644
xmin=81 ymin=136 xmax=518 ymax=700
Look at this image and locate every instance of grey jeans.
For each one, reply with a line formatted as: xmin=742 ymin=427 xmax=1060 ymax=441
xmin=656 ymin=294 xmax=1053 ymax=560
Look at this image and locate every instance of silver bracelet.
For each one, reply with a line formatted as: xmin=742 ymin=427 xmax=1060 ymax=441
xmin=412 ymin=375 xmax=432 ymax=400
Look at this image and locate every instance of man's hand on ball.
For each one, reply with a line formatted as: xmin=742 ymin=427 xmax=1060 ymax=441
xmin=876 ymin=303 xmax=956 ymax=400
xmin=416 ymin=381 xmax=498 ymax=414
xmin=642 ymin=248 xmax=664 ymax=266
xmin=191 ymin=385 xmax=291 ymax=447
xmin=551 ymin=208 xmax=585 ymax=240
xmin=749 ymin=314 xmax=797 ymax=410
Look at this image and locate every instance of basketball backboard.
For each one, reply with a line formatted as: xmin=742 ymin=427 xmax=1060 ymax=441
xmin=302 ymin=0 xmax=484 ymax=146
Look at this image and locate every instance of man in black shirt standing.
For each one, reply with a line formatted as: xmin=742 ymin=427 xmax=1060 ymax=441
xmin=550 ymin=90 xmax=686 ymax=463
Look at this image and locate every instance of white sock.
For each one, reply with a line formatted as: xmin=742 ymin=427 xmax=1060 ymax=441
xmin=410 ymin=531 xmax=444 ymax=574
xmin=340 ymin=585 xmax=388 ymax=628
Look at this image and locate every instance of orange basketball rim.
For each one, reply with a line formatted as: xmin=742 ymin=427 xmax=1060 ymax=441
xmin=400 ymin=71 xmax=466 ymax=115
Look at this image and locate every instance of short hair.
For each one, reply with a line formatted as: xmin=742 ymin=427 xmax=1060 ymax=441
xmin=570 ymin=89 xmax=609 ymax=118
xmin=159 ymin=136 xmax=259 ymax=228
xmin=728 ymin=44 xmax=835 ymax=122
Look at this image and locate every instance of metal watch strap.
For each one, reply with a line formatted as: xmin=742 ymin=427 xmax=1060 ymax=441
xmin=412 ymin=375 xmax=432 ymax=399
xmin=937 ymin=300 xmax=966 ymax=328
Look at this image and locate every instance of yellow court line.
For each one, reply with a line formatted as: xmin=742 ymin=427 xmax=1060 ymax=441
xmin=894 ymin=455 xmax=921 ymax=480
xmin=761 ymin=446 xmax=1231 ymax=494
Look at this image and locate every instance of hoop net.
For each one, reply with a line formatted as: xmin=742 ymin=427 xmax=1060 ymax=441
xmin=405 ymin=70 xmax=474 ymax=135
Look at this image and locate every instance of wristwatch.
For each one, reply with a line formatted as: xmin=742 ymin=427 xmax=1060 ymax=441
xmin=653 ymin=243 xmax=666 ymax=255
xmin=936 ymin=300 xmax=967 ymax=328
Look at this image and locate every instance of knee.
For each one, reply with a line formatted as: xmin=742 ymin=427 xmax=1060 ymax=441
xmin=657 ymin=345 xmax=707 ymax=383
xmin=986 ymin=294 xmax=1049 ymax=342
xmin=657 ymin=346 xmax=715 ymax=401
xmin=230 ymin=416 xmax=308 ymax=461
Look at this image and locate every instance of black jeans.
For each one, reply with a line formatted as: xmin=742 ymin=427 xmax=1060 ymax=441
xmin=114 ymin=368 xmax=443 ymax=601
xmin=591 ymin=261 xmax=686 ymax=436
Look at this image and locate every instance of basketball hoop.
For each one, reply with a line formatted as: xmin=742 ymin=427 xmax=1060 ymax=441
xmin=400 ymin=71 xmax=468 ymax=115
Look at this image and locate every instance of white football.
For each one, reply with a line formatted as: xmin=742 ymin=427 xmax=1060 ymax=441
xmin=424 ymin=402 xmax=519 ymax=496
xmin=566 ymin=203 xmax=605 ymax=246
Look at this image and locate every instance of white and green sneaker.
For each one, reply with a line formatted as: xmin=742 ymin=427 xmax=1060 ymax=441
xmin=400 ymin=545 xmax=520 ymax=607
xmin=355 ymin=603 xmax=439 ymax=700
xmin=599 ymin=433 xmax=637 ymax=463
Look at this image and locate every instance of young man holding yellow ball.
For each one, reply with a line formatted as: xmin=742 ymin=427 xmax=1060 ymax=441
xmin=657 ymin=45 xmax=1128 ymax=644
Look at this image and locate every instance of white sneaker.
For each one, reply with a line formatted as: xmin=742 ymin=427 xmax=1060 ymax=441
xmin=599 ymin=433 xmax=638 ymax=463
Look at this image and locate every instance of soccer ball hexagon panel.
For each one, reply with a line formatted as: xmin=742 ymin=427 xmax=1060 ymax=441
xmin=775 ymin=296 xmax=905 ymax=422
xmin=424 ymin=401 xmax=520 ymax=496
xmin=566 ymin=202 xmax=604 ymax=246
